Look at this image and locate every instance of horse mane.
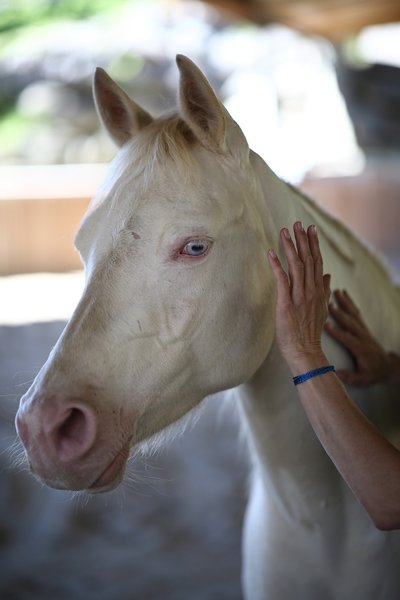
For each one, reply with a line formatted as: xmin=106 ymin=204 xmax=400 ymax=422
xmin=286 ymin=180 xmax=398 ymax=286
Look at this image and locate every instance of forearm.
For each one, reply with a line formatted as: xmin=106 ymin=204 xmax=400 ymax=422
xmin=290 ymin=357 xmax=400 ymax=530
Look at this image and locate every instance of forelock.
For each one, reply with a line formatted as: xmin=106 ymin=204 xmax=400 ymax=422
xmin=126 ymin=114 xmax=200 ymax=186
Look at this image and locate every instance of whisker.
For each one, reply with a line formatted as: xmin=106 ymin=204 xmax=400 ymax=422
xmin=71 ymin=490 xmax=91 ymax=509
xmin=122 ymin=455 xmax=174 ymax=496
xmin=12 ymin=368 xmax=40 ymax=384
xmin=15 ymin=378 xmax=36 ymax=389
xmin=4 ymin=436 xmax=29 ymax=471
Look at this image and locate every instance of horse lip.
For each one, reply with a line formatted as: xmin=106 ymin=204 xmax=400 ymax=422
xmin=87 ymin=443 xmax=131 ymax=493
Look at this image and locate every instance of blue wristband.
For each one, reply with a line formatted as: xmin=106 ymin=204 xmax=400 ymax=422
xmin=293 ymin=365 xmax=335 ymax=386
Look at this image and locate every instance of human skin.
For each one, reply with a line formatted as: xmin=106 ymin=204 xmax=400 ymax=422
xmin=267 ymin=222 xmax=400 ymax=530
xmin=325 ymin=288 xmax=400 ymax=386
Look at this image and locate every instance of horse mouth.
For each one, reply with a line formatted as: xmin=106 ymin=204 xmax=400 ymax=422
xmin=88 ymin=444 xmax=130 ymax=493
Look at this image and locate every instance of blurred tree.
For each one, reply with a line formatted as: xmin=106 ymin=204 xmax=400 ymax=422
xmin=0 ymin=0 xmax=133 ymax=34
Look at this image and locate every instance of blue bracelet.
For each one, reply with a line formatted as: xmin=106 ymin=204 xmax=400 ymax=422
xmin=293 ymin=365 xmax=335 ymax=386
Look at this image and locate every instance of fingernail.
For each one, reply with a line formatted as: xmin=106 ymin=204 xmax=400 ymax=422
xmin=295 ymin=221 xmax=304 ymax=232
xmin=310 ymin=224 xmax=317 ymax=235
xmin=282 ymin=228 xmax=290 ymax=239
xmin=268 ymin=249 xmax=277 ymax=258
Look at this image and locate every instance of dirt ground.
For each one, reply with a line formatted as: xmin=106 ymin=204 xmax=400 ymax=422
xmin=0 ymin=320 xmax=248 ymax=600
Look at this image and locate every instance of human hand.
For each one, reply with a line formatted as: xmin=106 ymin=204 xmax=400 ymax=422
xmin=268 ymin=222 xmax=331 ymax=373
xmin=325 ymin=290 xmax=399 ymax=386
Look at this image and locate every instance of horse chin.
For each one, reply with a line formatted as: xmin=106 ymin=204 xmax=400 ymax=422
xmin=87 ymin=445 xmax=131 ymax=494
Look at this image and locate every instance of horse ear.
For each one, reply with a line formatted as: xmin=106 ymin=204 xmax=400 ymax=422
xmin=176 ymin=55 xmax=227 ymax=152
xmin=93 ymin=68 xmax=153 ymax=147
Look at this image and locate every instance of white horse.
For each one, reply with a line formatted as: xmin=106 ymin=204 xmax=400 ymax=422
xmin=16 ymin=55 xmax=400 ymax=599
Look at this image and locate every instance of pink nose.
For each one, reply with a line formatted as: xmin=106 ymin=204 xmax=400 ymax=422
xmin=49 ymin=404 xmax=97 ymax=462
xmin=16 ymin=400 xmax=97 ymax=464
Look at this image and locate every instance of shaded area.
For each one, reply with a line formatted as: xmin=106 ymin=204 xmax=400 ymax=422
xmin=337 ymin=59 xmax=400 ymax=150
xmin=0 ymin=321 xmax=247 ymax=599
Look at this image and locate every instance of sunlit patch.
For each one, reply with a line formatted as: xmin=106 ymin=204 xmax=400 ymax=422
xmin=0 ymin=272 xmax=84 ymax=325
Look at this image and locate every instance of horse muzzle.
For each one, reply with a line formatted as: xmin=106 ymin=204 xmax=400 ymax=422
xmin=15 ymin=390 xmax=132 ymax=492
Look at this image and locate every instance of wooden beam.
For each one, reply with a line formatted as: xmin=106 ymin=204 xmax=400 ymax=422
xmin=199 ymin=0 xmax=400 ymax=39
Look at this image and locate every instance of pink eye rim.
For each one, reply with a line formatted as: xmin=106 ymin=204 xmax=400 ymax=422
xmin=176 ymin=237 xmax=213 ymax=260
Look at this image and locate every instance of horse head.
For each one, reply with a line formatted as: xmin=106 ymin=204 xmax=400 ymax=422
xmin=16 ymin=56 xmax=276 ymax=492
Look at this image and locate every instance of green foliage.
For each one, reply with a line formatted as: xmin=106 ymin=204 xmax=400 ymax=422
xmin=0 ymin=109 xmax=34 ymax=158
xmin=0 ymin=0 xmax=133 ymax=34
xmin=108 ymin=53 xmax=144 ymax=83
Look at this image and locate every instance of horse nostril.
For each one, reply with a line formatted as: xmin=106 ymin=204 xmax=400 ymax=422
xmin=58 ymin=407 xmax=86 ymax=441
xmin=54 ymin=406 xmax=96 ymax=462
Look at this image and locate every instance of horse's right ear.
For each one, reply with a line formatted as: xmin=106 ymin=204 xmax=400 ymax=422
xmin=176 ymin=54 xmax=227 ymax=152
xmin=93 ymin=68 xmax=153 ymax=147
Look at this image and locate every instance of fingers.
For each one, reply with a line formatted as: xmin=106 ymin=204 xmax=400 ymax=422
xmin=294 ymin=222 xmax=316 ymax=292
xmin=293 ymin=221 xmax=311 ymax=264
xmin=284 ymin=222 xmax=326 ymax=295
xmin=328 ymin=301 xmax=365 ymax=337
xmin=269 ymin=222 xmax=328 ymax=304
xmin=324 ymin=321 xmax=360 ymax=354
xmin=333 ymin=289 xmax=361 ymax=319
xmin=308 ymin=224 xmax=324 ymax=284
xmin=267 ymin=249 xmax=291 ymax=305
xmin=280 ymin=225 xmax=305 ymax=297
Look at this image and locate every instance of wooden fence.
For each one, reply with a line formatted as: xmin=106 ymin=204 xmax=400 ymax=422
xmin=0 ymin=160 xmax=399 ymax=276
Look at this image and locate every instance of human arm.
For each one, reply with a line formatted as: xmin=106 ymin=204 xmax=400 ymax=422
xmin=326 ymin=289 xmax=400 ymax=386
xmin=267 ymin=222 xmax=400 ymax=530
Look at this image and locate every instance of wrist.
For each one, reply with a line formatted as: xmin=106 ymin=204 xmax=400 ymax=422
xmin=293 ymin=365 xmax=335 ymax=386
xmin=282 ymin=349 xmax=330 ymax=377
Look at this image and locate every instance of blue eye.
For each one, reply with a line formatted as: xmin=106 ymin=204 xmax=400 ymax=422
xmin=182 ymin=239 xmax=209 ymax=257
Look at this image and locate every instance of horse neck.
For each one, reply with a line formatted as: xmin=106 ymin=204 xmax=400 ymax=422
xmin=249 ymin=150 xmax=311 ymax=249
xmin=237 ymin=337 xmax=342 ymax=518
xmin=238 ymin=152 xmax=344 ymax=514
xmin=240 ymin=154 xmax=400 ymax=516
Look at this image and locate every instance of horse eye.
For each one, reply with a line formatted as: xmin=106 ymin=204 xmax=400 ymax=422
xmin=181 ymin=239 xmax=210 ymax=257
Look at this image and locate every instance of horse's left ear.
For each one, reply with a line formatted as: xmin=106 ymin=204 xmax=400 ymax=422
xmin=176 ymin=55 xmax=231 ymax=153
xmin=93 ymin=67 xmax=153 ymax=147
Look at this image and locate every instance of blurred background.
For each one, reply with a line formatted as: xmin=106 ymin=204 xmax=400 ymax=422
xmin=0 ymin=1 xmax=399 ymax=598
